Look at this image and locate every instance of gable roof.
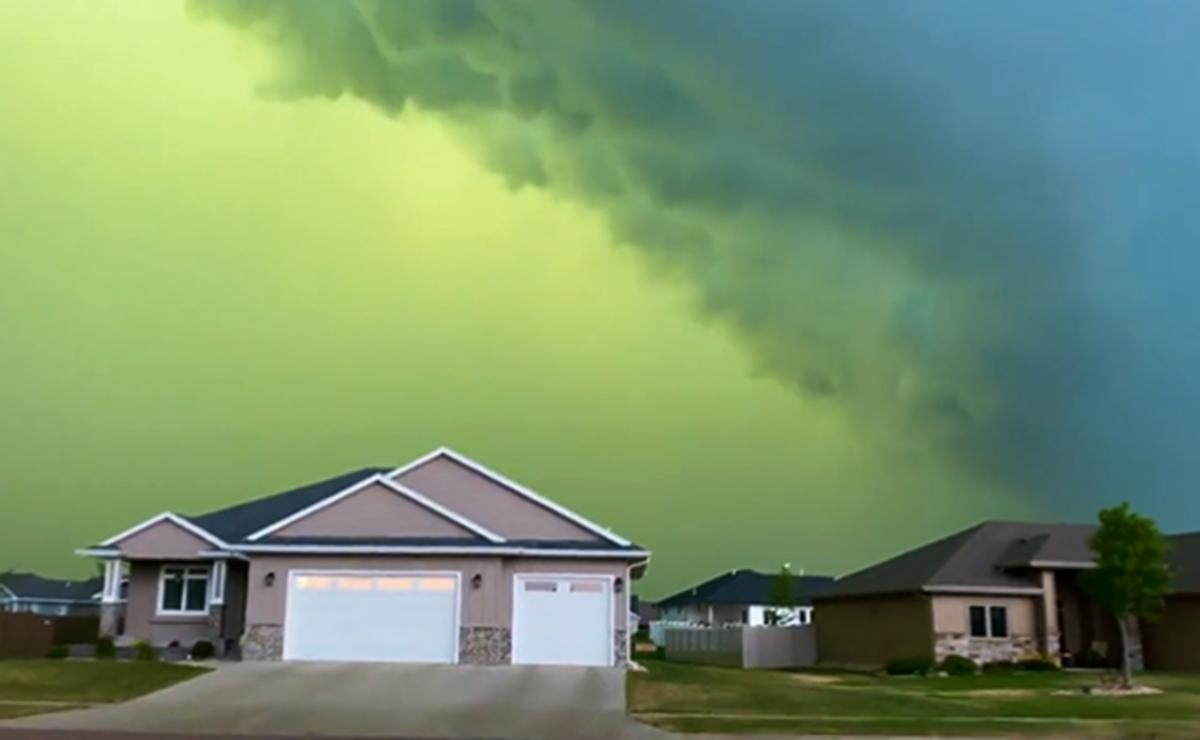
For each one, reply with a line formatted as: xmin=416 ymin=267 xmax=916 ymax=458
xmin=84 ymin=450 xmax=647 ymax=558
xmin=387 ymin=447 xmax=632 ymax=546
xmin=657 ymin=569 xmax=837 ymax=608
xmin=823 ymin=520 xmax=1200 ymax=599
xmin=0 ymin=572 xmax=103 ymax=602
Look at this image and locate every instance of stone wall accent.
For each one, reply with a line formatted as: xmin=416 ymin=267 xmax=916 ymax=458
xmin=241 ymin=623 xmax=283 ymax=661
xmin=614 ymin=629 xmax=629 ymax=666
xmin=206 ymin=605 xmax=226 ymax=657
xmin=98 ymin=603 xmax=122 ymax=637
xmin=935 ymin=632 xmax=1038 ymax=664
xmin=1044 ymin=631 xmax=1061 ymax=659
xmin=459 ymin=626 xmax=512 ymax=665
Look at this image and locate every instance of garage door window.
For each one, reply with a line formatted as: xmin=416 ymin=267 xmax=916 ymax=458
xmin=158 ymin=566 xmax=210 ymax=615
xmin=418 ymin=577 xmax=456 ymax=591
xmin=569 ymin=581 xmax=604 ymax=593
xmin=524 ymin=581 xmax=557 ymax=592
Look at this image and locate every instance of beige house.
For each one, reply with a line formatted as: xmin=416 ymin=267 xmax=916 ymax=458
xmin=80 ymin=448 xmax=650 ymax=667
xmin=814 ymin=521 xmax=1200 ymax=671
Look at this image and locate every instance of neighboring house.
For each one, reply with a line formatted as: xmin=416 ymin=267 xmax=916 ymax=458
xmin=0 ymin=571 xmax=104 ymax=616
xmin=655 ymin=568 xmax=836 ymax=626
xmin=631 ymin=595 xmax=659 ymax=626
xmin=813 ymin=520 xmax=1200 ymax=671
xmin=78 ymin=447 xmax=650 ymax=667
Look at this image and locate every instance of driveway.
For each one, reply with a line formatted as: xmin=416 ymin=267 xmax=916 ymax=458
xmin=0 ymin=662 xmax=667 ymax=738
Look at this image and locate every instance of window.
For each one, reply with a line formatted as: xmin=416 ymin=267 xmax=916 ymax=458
xmin=989 ymin=605 xmax=1009 ymax=638
xmin=968 ymin=604 xmax=1009 ymax=638
xmin=158 ymin=566 xmax=210 ymax=615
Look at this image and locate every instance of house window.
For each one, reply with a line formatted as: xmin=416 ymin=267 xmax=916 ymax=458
xmin=968 ymin=604 xmax=1010 ymax=638
xmin=158 ymin=566 xmax=210 ymax=615
xmin=989 ymin=605 xmax=1009 ymax=638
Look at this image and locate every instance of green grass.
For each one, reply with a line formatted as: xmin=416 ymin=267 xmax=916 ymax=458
xmin=629 ymin=658 xmax=1200 ymax=735
xmin=0 ymin=660 xmax=209 ymax=704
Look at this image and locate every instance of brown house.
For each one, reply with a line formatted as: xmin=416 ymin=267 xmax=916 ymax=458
xmin=78 ymin=447 xmax=649 ymax=667
xmin=813 ymin=520 xmax=1200 ymax=670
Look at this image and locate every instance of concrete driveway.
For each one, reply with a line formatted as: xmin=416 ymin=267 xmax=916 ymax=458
xmin=0 ymin=662 xmax=668 ymax=738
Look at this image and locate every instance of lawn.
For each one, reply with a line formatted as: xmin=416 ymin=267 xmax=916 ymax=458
xmin=629 ymin=659 xmax=1200 ymax=736
xmin=0 ymin=660 xmax=209 ymax=709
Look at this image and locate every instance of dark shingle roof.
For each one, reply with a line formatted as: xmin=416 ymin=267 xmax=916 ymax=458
xmin=187 ymin=467 xmax=391 ymax=542
xmin=0 ymin=572 xmax=103 ymax=601
xmin=656 ymin=569 xmax=836 ymax=608
xmin=823 ymin=520 xmax=1200 ymax=599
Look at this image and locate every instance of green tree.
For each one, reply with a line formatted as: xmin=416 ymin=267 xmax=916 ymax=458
xmin=764 ymin=563 xmax=798 ymax=626
xmin=1082 ymin=502 xmax=1173 ymax=688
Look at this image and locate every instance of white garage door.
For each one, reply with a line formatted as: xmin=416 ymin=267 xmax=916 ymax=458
xmin=512 ymin=575 xmax=613 ymax=667
xmin=282 ymin=571 xmax=460 ymax=663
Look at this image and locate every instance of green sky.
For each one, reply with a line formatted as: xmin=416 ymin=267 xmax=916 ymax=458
xmin=0 ymin=1 xmax=1035 ymax=596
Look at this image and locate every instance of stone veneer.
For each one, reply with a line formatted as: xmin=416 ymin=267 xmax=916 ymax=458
xmin=459 ymin=626 xmax=512 ymax=665
xmin=935 ymin=632 xmax=1038 ymax=664
xmin=613 ymin=629 xmax=629 ymax=666
xmin=242 ymin=623 xmax=284 ymax=661
xmin=206 ymin=604 xmax=226 ymax=657
xmin=98 ymin=603 xmax=122 ymax=638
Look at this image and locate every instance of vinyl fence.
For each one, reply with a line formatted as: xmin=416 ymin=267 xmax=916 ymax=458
xmin=0 ymin=612 xmax=100 ymax=658
xmin=660 ymin=623 xmax=816 ymax=669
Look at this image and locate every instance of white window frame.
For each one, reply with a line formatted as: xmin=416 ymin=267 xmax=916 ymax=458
xmin=157 ymin=565 xmax=211 ymax=616
xmin=967 ymin=603 xmax=1010 ymax=638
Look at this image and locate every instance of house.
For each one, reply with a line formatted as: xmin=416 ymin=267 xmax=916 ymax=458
xmin=77 ymin=447 xmax=650 ymax=667
xmin=655 ymin=568 xmax=836 ymax=626
xmin=631 ymin=595 xmax=659 ymax=626
xmin=0 ymin=571 xmax=103 ymax=616
xmin=812 ymin=520 xmax=1200 ymax=671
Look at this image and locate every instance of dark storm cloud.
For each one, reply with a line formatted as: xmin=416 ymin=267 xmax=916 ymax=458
xmin=187 ymin=0 xmax=1200 ymax=520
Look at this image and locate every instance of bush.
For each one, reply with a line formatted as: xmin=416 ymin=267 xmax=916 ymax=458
xmin=190 ymin=639 xmax=215 ymax=660
xmin=982 ymin=659 xmax=1017 ymax=674
xmin=1016 ymin=656 xmax=1059 ymax=672
xmin=132 ymin=639 xmax=158 ymax=662
xmin=939 ymin=654 xmax=979 ymax=675
xmin=44 ymin=644 xmax=69 ymax=660
xmin=883 ymin=656 xmax=935 ymax=676
xmin=93 ymin=635 xmax=117 ymax=660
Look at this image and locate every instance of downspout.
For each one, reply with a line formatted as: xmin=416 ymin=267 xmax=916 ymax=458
xmin=626 ymin=558 xmax=649 ymax=667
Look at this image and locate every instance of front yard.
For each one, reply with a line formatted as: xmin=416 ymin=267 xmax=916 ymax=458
xmin=629 ymin=659 xmax=1200 ymax=736
xmin=0 ymin=660 xmax=209 ymax=720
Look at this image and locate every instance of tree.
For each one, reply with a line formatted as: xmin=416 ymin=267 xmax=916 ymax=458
xmin=764 ymin=563 xmax=798 ymax=626
xmin=1082 ymin=502 xmax=1173 ymax=688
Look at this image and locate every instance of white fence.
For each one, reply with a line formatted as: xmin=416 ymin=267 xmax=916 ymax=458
xmin=653 ymin=622 xmax=816 ymax=669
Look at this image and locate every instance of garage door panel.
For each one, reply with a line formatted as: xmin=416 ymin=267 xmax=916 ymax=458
xmin=283 ymin=571 xmax=460 ymax=663
xmin=512 ymin=575 xmax=613 ymax=667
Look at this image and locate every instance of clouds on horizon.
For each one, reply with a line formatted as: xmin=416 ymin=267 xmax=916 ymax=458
xmin=188 ymin=0 xmax=1200 ymax=520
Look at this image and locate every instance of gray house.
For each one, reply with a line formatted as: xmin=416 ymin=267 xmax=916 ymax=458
xmin=0 ymin=571 xmax=104 ymax=616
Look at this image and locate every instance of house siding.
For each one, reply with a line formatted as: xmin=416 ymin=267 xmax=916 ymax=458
xmin=109 ymin=520 xmax=211 ymax=560
xmin=238 ymin=554 xmax=633 ymax=664
xmin=932 ymin=594 xmax=1039 ymax=663
xmin=1143 ymin=594 xmax=1200 ymax=671
xmin=393 ymin=457 xmax=603 ymax=541
xmin=814 ymin=594 xmax=933 ymax=667
xmin=269 ymin=483 xmax=477 ymax=540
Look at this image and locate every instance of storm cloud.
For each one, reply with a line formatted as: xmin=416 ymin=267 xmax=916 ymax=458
xmin=187 ymin=0 xmax=1200 ymax=519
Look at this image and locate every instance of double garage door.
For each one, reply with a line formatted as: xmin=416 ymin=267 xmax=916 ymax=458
xmin=281 ymin=570 xmax=614 ymax=666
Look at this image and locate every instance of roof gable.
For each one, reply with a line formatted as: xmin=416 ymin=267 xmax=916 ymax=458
xmin=389 ymin=448 xmax=631 ymax=545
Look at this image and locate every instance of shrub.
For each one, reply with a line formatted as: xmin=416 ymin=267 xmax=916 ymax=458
xmin=93 ymin=635 xmax=117 ymax=660
xmin=190 ymin=639 xmax=216 ymax=660
xmin=883 ymin=656 xmax=935 ymax=676
xmin=939 ymin=654 xmax=979 ymax=676
xmin=44 ymin=644 xmax=69 ymax=660
xmin=132 ymin=639 xmax=158 ymax=662
xmin=1016 ymin=656 xmax=1059 ymax=672
xmin=982 ymin=659 xmax=1017 ymax=674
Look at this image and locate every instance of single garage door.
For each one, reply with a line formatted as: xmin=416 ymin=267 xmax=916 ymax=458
xmin=282 ymin=571 xmax=460 ymax=663
xmin=512 ymin=574 xmax=613 ymax=667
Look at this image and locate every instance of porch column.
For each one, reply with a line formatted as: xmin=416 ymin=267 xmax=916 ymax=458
xmin=1039 ymin=570 xmax=1060 ymax=660
xmin=98 ymin=559 xmax=124 ymax=637
xmin=206 ymin=560 xmax=228 ymax=656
